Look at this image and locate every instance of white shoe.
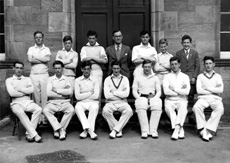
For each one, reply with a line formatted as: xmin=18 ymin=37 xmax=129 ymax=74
xmin=171 ymin=126 xmax=180 ymax=140
xmin=200 ymin=129 xmax=212 ymax=140
xmin=116 ymin=131 xmax=122 ymax=138
xmin=202 ymin=129 xmax=209 ymax=142
xmin=151 ymin=130 xmax=158 ymax=139
xmin=109 ymin=130 xmax=116 ymax=139
xmin=54 ymin=131 xmax=59 ymax=139
xmin=59 ymin=128 xmax=66 ymax=141
xmin=141 ymin=133 xmax=148 ymax=139
xmin=79 ymin=130 xmax=88 ymax=139
xmin=178 ymin=127 xmax=185 ymax=139
xmin=88 ymin=129 xmax=97 ymax=140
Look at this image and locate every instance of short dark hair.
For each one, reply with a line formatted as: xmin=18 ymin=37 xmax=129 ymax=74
xmin=159 ymin=38 xmax=168 ymax=46
xmin=34 ymin=31 xmax=44 ymax=38
xmin=13 ymin=61 xmax=24 ymax=67
xmin=182 ymin=35 xmax=192 ymax=42
xmin=203 ymin=56 xmax=215 ymax=63
xmin=111 ymin=60 xmax=121 ymax=68
xmin=81 ymin=61 xmax=92 ymax=69
xmin=140 ymin=30 xmax=150 ymax=37
xmin=112 ymin=30 xmax=122 ymax=36
xmin=53 ymin=60 xmax=64 ymax=68
xmin=63 ymin=35 xmax=73 ymax=43
xmin=170 ymin=56 xmax=180 ymax=63
xmin=142 ymin=60 xmax=152 ymax=67
xmin=87 ymin=30 xmax=98 ymax=38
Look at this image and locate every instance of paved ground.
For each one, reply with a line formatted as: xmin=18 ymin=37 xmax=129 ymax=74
xmin=0 ymin=120 xmax=230 ymax=163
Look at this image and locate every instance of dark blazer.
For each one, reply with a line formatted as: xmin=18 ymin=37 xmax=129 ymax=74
xmin=175 ymin=49 xmax=200 ymax=80
xmin=106 ymin=44 xmax=132 ymax=78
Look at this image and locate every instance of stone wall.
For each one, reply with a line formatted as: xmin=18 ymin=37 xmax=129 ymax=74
xmin=0 ymin=0 xmax=75 ymax=119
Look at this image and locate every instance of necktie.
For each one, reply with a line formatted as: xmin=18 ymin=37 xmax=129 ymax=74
xmin=116 ymin=45 xmax=121 ymax=61
xmin=185 ymin=50 xmax=189 ymax=59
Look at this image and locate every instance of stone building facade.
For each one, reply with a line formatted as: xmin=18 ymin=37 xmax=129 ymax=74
xmin=0 ymin=0 xmax=229 ymax=122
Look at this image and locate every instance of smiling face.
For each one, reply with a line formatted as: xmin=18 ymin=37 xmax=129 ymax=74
xmin=204 ymin=59 xmax=215 ymax=73
xmin=159 ymin=43 xmax=168 ymax=54
xmin=14 ymin=63 xmax=24 ymax=77
xmin=88 ymin=35 xmax=97 ymax=46
xmin=170 ymin=60 xmax=180 ymax=73
xmin=64 ymin=40 xmax=72 ymax=52
xmin=182 ymin=38 xmax=191 ymax=51
xmin=141 ymin=33 xmax=150 ymax=45
xmin=113 ymin=31 xmax=123 ymax=45
xmin=112 ymin=64 xmax=121 ymax=77
xmin=34 ymin=33 xmax=44 ymax=46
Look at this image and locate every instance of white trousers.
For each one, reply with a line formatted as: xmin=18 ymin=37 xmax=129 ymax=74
xmin=102 ymin=102 xmax=133 ymax=132
xmin=135 ymin=97 xmax=162 ymax=134
xmin=43 ymin=102 xmax=74 ymax=131
xmin=75 ymin=101 xmax=99 ymax=131
xmin=11 ymin=102 xmax=42 ymax=138
xmin=165 ymin=99 xmax=188 ymax=129
xmin=30 ymin=73 xmax=49 ymax=109
xmin=192 ymin=98 xmax=224 ymax=132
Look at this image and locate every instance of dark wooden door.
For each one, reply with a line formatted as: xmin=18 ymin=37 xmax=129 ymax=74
xmin=76 ymin=0 xmax=150 ymax=52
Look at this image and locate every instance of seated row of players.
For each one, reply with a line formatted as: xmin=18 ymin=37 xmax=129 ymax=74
xmin=6 ymin=55 xmax=224 ymax=143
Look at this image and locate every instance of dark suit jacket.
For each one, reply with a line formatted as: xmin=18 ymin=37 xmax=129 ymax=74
xmin=106 ymin=44 xmax=132 ymax=78
xmin=175 ymin=49 xmax=200 ymax=80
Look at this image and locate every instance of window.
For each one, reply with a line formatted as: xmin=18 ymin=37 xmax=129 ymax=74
xmin=0 ymin=0 xmax=4 ymax=56
xmin=220 ymin=0 xmax=230 ymax=58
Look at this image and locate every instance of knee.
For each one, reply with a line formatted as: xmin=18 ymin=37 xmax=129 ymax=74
xmin=102 ymin=106 xmax=112 ymax=116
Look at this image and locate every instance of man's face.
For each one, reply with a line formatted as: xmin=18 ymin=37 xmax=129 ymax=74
xmin=159 ymin=43 xmax=168 ymax=54
xmin=88 ymin=35 xmax=97 ymax=46
xmin=34 ymin=33 xmax=44 ymax=46
xmin=182 ymin=39 xmax=191 ymax=50
xmin=113 ymin=31 xmax=123 ymax=45
xmin=170 ymin=60 xmax=180 ymax=73
xmin=141 ymin=34 xmax=150 ymax=45
xmin=204 ymin=59 xmax=215 ymax=73
xmin=54 ymin=64 xmax=63 ymax=77
xmin=143 ymin=63 xmax=152 ymax=75
xmin=112 ymin=65 xmax=121 ymax=77
xmin=64 ymin=40 xmax=72 ymax=51
xmin=82 ymin=66 xmax=91 ymax=78
xmin=14 ymin=63 xmax=23 ymax=77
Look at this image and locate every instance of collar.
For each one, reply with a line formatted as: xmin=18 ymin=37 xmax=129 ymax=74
xmin=171 ymin=69 xmax=181 ymax=75
xmin=80 ymin=75 xmax=92 ymax=81
xmin=86 ymin=42 xmax=100 ymax=47
xmin=158 ymin=52 xmax=170 ymax=56
xmin=111 ymin=74 xmax=122 ymax=79
xmin=12 ymin=75 xmax=25 ymax=80
xmin=203 ymin=70 xmax=215 ymax=79
xmin=143 ymin=72 xmax=154 ymax=78
xmin=53 ymin=75 xmax=65 ymax=81
xmin=140 ymin=43 xmax=152 ymax=48
xmin=114 ymin=43 xmax=122 ymax=49
xmin=184 ymin=49 xmax=190 ymax=53
xmin=62 ymin=48 xmax=74 ymax=52
xmin=34 ymin=44 xmax=45 ymax=49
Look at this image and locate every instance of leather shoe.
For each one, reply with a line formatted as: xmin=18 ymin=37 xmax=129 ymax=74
xmin=26 ymin=135 xmax=34 ymax=143
xmin=178 ymin=127 xmax=185 ymax=139
xmin=116 ymin=131 xmax=122 ymax=138
xmin=54 ymin=131 xmax=59 ymax=139
xmin=59 ymin=129 xmax=66 ymax=141
xmin=34 ymin=135 xmax=42 ymax=143
xmin=79 ymin=130 xmax=88 ymax=139
xmin=88 ymin=129 xmax=97 ymax=140
xmin=109 ymin=130 xmax=116 ymax=139
xmin=141 ymin=133 xmax=148 ymax=139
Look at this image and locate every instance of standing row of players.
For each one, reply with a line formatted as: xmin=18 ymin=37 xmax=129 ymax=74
xmin=6 ymin=30 xmax=224 ymax=143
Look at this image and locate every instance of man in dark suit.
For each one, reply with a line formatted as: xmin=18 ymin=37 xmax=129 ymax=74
xmin=176 ymin=35 xmax=200 ymax=124
xmin=106 ymin=30 xmax=132 ymax=79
